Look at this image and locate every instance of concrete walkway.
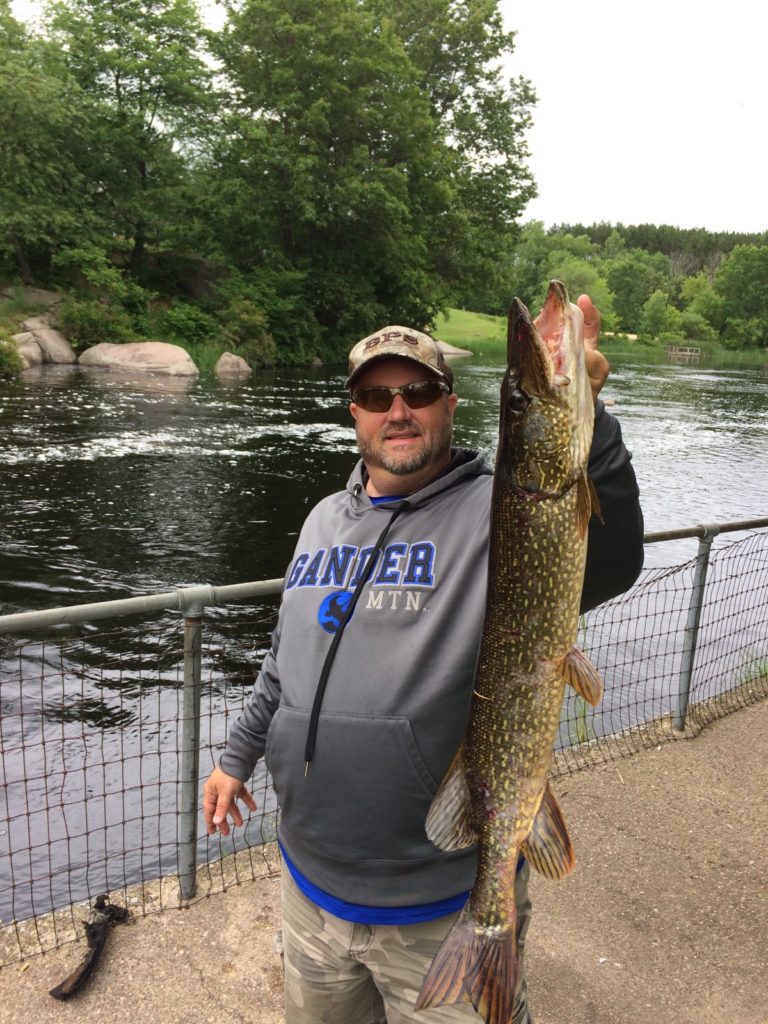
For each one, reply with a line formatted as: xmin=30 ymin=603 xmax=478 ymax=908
xmin=1 ymin=700 xmax=766 ymax=1024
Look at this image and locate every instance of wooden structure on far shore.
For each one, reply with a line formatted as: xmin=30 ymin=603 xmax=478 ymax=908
xmin=666 ymin=345 xmax=701 ymax=364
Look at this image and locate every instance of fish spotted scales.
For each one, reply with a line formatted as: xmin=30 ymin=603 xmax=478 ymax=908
xmin=416 ymin=281 xmax=603 ymax=1024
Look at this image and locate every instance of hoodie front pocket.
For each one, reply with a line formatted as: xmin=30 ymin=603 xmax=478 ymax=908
xmin=265 ymin=704 xmax=441 ymax=863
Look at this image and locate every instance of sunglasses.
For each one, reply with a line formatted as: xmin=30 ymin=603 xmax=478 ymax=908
xmin=352 ymin=380 xmax=450 ymax=413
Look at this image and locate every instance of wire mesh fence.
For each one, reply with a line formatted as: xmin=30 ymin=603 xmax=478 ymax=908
xmin=1 ymin=525 xmax=767 ymax=966
xmin=554 ymin=528 xmax=768 ymax=771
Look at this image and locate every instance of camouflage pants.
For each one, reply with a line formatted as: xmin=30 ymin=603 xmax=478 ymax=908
xmin=281 ymin=862 xmax=534 ymax=1024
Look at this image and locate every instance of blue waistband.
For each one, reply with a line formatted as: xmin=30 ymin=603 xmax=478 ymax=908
xmin=279 ymin=843 xmax=470 ymax=925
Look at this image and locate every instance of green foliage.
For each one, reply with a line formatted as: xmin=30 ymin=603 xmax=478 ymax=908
xmin=57 ymin=297 xmax=135 ymax=350
xmin=680 ymin=271 xmax=725 ymax=332
xmin=558 ymin=221 xmax=768 ymax=277
xmin=0 ymin=331 xmax=23 ymax=375
xmin=604 ymin=251 xmax=671 ymax=333
xmin=509 ymin=223 xmax=598 ymax=308
xmin=678 ymin=310 xmax=717 ymax=342
xmin=178 ymin=337 xmax=230 ymax=375
xmin=54 ymin=245 xmax=153 ymax=334
xmin=217 ymin=298 xmax=277 ymax=367
xmin=715 ymin=245 xmax=768 ymax=347
xmin=203 ymin=0 xmax=535 ymax=356
xmin=4 ymin=0 xmax=766 ymax=363
xmin=640 ymin=290 xmax=681 ymax=339
xmin=212 ymin=271 xmax=321 ymax=364
xmin=120 ymin=281 xmax=152 ymax=336
xmin=0 ymin=11 xmax=97 ymax=282
xmin=155 ymin=302 xmax=218 ymax=345
xmin=48 ymin=0 xmax=213 ymax=279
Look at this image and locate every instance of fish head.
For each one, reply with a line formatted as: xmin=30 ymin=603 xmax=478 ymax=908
xmin=499 ymin=281 xmax=594 ymax=495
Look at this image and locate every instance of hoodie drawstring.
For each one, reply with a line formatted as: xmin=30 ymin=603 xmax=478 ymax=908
xmin=303 ymin=500 xmax=409 ymax=772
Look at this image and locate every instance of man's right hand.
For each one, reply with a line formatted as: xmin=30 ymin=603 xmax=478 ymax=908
xmin=203 ymin=766 xmax=257 ymax=836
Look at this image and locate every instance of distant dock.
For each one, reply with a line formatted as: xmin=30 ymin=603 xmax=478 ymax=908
xmin=666 ymin=345 xmax=701 ymax=364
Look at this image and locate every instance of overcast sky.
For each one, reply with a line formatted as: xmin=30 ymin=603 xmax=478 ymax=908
xmin=10 ymin=0 xmax=767 ymax=233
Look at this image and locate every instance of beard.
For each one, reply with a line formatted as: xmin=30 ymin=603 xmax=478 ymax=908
xmin=356 ymin=417 xmax=454 ymax=477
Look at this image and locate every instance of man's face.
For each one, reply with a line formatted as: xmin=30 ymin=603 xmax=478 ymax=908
xmin=349 ymin=357 xmax=458 ymax=492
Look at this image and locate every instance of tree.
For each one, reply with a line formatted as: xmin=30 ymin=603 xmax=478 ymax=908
xmin=680 ymin=271 xmax=724 ymax=332
xmin=640 ymin=289 xmax=681 ymax=340
xmin=366 ymin=0 xmax=536 ymax=310
xmin=715 ymin=245 xmax=768 ymax=347
xmin=604 ymin=250 xmax=671 ymax=333
xmin=205 ymin=0 xmax=536 ymax=358
xmin=48 ymin=0 xmax=213 ymax=279
xmin=0 ymin=7 xmax=95 ymax=281
xmin=508 ymin=223 xmax=609 ymax=316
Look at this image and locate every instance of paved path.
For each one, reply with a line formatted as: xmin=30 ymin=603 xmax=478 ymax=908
xmin=1 ymin=700 xmax=765 ymax=1024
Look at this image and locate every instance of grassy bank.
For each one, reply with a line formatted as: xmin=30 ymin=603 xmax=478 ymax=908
xmin=433 ymin=307 xmax=768 ymax=369
xmin=433 ymin=308 xmax=506 ymax=356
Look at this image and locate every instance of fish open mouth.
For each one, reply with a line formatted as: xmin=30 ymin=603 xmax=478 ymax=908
xmin=507 ymin=297 xmax=556 ymax=399
xmin=534 ymin=280 xmax=571 ymax=382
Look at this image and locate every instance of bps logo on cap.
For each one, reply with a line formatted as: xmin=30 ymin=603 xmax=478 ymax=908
xmin=346 ymin=325 xmax=447 ymax=389
xmin=362 ymin=329 xmax=420 ymax=353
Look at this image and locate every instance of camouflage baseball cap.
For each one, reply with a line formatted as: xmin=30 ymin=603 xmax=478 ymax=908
xmin=345 ymin=326 xmax=448 ymax=389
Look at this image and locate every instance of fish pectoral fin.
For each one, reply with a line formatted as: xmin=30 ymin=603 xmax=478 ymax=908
xmin=576 ymin=470 xmax=594 ymax=537
xmin=588 ymin=473 xmax=603 ymax=523
xmin=425 ymin=746 xmax=477 ymax=852
xmin=416 ymin=910 xmax=519 ymax=1024
xmin=558 ymin=644 xmax=603 ymax=707
xmin=521 ymin=783 xmax=575 ymax=880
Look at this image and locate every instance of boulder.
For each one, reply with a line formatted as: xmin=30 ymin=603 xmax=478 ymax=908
xmin=29 ymin=327 xmax=76 ymax=364
xmin=215 ymin=352 xmax=252 ymax=378
xmin=78 ymin=341 xmax=199 ymax=377
xmin=13 ymin=319 xmax=76 ymax=365
xmin=12 ymin=332 xmax=44 ymax=369
xmin=436 ymin=340 xmax=473 ymax=357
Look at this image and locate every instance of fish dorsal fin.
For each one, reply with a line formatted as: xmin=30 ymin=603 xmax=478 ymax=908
xmin=558 ymin=644 xmax=603 ymax=707
xmin=425 ymin=745 xmax=477 ymax=852
xmin=521 ymin=783 xmax=575 ymax=880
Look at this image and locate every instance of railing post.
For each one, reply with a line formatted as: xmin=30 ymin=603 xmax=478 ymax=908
xmin=673 ymin=524 xmax=720 ymax=732
xmin=176 ymin=586 xmax=214 ymax=900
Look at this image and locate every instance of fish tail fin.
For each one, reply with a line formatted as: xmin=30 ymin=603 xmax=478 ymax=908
xmin=416 ymin=913 xmax=519 ymax=1024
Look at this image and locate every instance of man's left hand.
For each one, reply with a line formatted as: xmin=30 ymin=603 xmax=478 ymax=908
xmin=577 ymin=294 xmax=610 ymax=402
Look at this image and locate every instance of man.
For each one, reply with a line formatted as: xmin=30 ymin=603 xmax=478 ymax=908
xmin=204 ymin=297 xmax=644 ymax=1023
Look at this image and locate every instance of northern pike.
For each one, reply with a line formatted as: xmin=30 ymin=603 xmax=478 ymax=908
xmin=416 ymin=280 xmax=603 ymax=1024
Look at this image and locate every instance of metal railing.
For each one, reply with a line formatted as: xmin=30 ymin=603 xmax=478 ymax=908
xmin=1 ymin=517 xmax=767 ymax=965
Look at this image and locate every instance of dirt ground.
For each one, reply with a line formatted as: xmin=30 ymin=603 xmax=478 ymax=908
xmin=1 ymin=699 xmax=765 ymax=1024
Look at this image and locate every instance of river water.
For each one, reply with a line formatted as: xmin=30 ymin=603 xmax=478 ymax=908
xmin=1 ymin=356 xmax=767 ymax=924
xmin=2 ymin=357 xmax=767 ymax=608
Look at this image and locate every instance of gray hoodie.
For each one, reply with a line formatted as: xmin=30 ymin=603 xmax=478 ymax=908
xmin=220 ymin=407 xmax=643 ymax=905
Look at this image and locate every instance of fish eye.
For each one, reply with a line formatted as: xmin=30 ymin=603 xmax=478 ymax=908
xmin=508 ymin=388 xmax=530 ymax=416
